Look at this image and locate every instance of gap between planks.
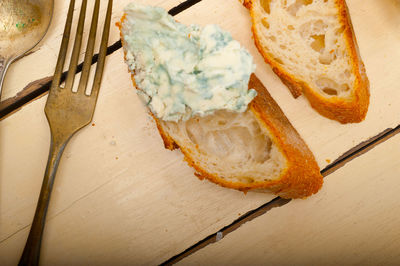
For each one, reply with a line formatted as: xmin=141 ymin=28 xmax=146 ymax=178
xmin=161 ymin=124 xmax=400 ymax=265
xmin=0 ymin=0 xmax=202 ymax=119
xmin=0 ymin=40 xmax=122 ymax=119
xmin=1 ymin=0 xmax=399 ymax=264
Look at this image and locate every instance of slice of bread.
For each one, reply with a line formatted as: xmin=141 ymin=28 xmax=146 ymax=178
xmin=118 ymin=15 xmax=323 ymax=199
xmin=155 ymin=74 xmax=323 ymax=198
xmin=243 ymin=0 xmax=370 ymax=123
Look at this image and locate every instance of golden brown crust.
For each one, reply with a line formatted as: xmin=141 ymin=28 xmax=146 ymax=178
xmin=152 ymin=114 xmax=179 ymax=150
xmin=118 ymin=15 xmax=323 ymax=198
xmin=244 ymin=0 xmax=370 ymax=124
xmin=242 ymin=0 xmax=253 ymax=9
xmin=248 ymin=74 xmax=322 ymax=197
xmin=154 ymin=75 xmax=323 ymax=199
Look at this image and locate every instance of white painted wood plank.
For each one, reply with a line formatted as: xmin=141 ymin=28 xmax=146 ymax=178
xmin=179 ymin=133 xmax=400 ymax=265
xmin=0 ymin=0 xmax=182 ymax=101
xmin=1 ymin=0 xmax=400 ymax=265
xmin=175 ymin=0 xmax=400 ymax=168
xmin=0 ymin=50 xmax=275 ymax=265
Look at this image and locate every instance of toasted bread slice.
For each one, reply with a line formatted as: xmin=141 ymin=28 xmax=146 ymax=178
xmin=243 ymin=0 xmax=370 ymax=123
xmin=155 ymin=74 xmax=323 ymax=198
xmin=118 ymin=15 xmax=323 ymax=199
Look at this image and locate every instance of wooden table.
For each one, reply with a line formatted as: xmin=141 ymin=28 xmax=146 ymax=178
xmin=1 ymin=0 xmax=400 ymax=264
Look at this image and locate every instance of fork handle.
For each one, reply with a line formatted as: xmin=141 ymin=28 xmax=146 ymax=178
xmin=19 ymin=137 xmax=69 ymax=266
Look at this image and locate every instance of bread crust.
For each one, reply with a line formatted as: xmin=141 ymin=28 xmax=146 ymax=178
xmin=244 ymin=0 xmax=370 ymax=124
xmin=118 ymin=15 xmax=323 ymax=199
xmin=157 ymin=74 xmax=322 ymax=199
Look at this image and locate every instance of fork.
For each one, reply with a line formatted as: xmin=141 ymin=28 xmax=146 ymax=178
xmin=19 ymin=0 xmax=112 ymax=264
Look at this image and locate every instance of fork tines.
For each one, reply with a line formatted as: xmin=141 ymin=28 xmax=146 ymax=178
xmin=51 ymin=0 xmax=113 ymax=97
xmin=18 ymin=1 xmax=113 ymax=264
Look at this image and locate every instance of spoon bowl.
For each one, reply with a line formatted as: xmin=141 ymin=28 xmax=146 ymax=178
xmin=0 ymin=0 xmax=54 ymax=99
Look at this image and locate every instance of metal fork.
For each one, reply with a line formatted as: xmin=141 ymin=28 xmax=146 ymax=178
xmin=19 ymin=0 xmax=112 ymax=264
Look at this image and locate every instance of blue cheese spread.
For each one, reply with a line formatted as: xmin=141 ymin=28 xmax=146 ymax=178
xmin=121 ymin=3 xmax=256 ymax=122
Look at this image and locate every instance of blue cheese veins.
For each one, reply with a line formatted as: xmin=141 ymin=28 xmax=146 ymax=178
xmin=121 ymin=3 xmax=256 ymax=122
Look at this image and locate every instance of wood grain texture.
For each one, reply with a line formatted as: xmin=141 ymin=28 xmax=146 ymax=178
xmin=0 ymin=76 xmax=52 ymax=120
xmin=0 ymin=50 xmax=275 ymax=265
xmin=1 ymin=0 xmax=400 ymax=265
xmin=165 ymin=126 xmax=400 ymax=265
xmin=179 ymin=133 xmax=400 ymax=265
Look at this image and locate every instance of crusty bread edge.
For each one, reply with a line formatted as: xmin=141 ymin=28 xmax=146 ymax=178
xmin=156 ymin=74 xmax=323 ymax=199
xmin=118 ymin=15 xmax=323 ymax=199
xmin=244 ymin=0 xmax=370 ymax=124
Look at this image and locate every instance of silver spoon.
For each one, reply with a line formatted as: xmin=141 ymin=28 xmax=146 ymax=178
xmin=0 ymin=0 xmax=54 ymax=100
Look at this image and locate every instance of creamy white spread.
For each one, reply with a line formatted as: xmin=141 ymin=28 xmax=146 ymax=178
xmin=121 ymin=3 xmax=256 ymax=122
